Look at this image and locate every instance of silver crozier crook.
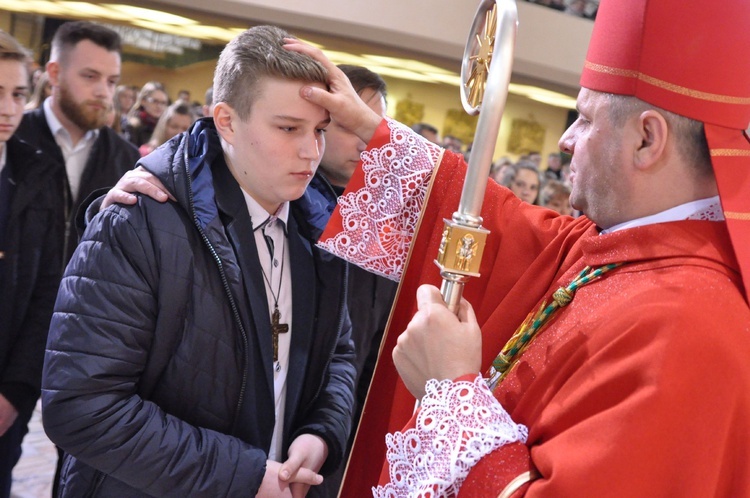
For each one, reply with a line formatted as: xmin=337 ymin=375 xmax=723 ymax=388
xmin=435 ymin=0 xmax=518 ymax=313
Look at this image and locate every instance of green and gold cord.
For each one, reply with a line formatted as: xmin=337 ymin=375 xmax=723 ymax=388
xmin=487 ymin=262 xmax=623 ymax=391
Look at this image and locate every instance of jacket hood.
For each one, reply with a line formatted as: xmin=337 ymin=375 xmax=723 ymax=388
xmin=138 ymin=117 xmax=222 ymax=230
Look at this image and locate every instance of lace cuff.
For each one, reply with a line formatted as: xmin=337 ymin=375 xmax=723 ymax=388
xmin=373 ymin=375 xmax=528 ymax=498
xmin=317 ymin=118 xmax=443 ymax=281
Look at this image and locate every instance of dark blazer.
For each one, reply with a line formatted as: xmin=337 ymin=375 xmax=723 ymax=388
xmin=0 ymin=136 xmax=64 ymax=422
xmin=15 ymin=107 xmax=140 ymax=264
xmin=42 ymin=119 xmax=356 ymax=497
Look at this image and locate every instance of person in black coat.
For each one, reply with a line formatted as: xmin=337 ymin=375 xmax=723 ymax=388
xmin=14 ymin=21 xmax=139 ymax=266
xmin=42 ymin=25 xmax=356 ymax=497
xmin=13 ymin=23 xmax=140 ymax=497
xmin=0 ymin=30 xmax=64 ymax=498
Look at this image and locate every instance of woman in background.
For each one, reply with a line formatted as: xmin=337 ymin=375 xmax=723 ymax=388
xmin=138 ymin=101 xmax=195 ymax=157
xmin=24 ymin=71 xmax=51 ymax=110
xmin=124 ymin=81 xmax=168 ymax=147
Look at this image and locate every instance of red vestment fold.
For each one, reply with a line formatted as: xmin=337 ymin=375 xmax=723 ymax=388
xmin=326 ymin=120 xmax=750 ymax=497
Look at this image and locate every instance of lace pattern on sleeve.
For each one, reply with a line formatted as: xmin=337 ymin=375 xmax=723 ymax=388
xmin=317 ymin=118 xmax=443 ymax=281
xmin=372 ymin=375 xmax=528 ymax=498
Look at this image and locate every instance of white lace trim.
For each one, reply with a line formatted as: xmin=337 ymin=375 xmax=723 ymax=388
xmin=372 ymin=375 xmax=528 ymax=498
xmin=686 ymin=200 xmax=724 ymax=221
xmin=317 ymin=118 xmax=443 ymax=281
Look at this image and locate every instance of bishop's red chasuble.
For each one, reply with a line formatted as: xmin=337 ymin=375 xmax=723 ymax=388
xmin=322 ymin=119 xmax=750 ymax=497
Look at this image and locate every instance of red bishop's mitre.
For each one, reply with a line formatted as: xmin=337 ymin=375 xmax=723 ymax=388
xmin=580 ymin=0 xmax=750 ymax=303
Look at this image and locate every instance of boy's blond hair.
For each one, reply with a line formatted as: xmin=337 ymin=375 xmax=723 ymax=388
xmin=213 ymin=25 xmax=328 ymax=120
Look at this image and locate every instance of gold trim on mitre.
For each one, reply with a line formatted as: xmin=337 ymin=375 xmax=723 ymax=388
xmin=496 ymin=469 xmax=540 ymax=498
xmin=584 ymin=61 xmax=750 ymax=105
xmin=710 ymin=149 xmax=750 ymax=157
xmin=725 ymin=212 xmax=750 ymax=221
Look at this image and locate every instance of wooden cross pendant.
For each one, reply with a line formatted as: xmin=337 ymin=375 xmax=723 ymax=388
xmin=271 ymin=307 xmax=289 ymax=362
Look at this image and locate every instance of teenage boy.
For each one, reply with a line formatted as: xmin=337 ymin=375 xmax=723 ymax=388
xmin=42 ymin=25 xmax=355 ymax=497
xmin=0 ymin=30 xmax=64 ymax=498
xmin=97 ymin=64 xmax=393 ymax=498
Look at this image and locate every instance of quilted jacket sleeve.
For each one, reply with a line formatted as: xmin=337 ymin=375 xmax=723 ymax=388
xmin=42 ymin=202 xmax=268 ymax=497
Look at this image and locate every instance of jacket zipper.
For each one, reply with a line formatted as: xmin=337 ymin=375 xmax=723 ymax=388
xmin=183 ymin=147 xmax=250 ymax=431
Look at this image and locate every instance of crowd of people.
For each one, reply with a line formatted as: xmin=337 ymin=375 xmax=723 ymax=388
xmin=413 ymin=121 xmax=576 ymax=216
xmin=25 ymin=70 xmax=207 ymax=157
xmin=1 ymin=0 xmax=749 ymax=496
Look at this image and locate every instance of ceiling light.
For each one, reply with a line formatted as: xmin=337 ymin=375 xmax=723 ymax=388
xmin=102 ymin=4 xmax=197 ymax=25
xmin=59 ymin=2 xmax=131 ymax=20
xmin=3 ymin=0 xmax=71 ymax=16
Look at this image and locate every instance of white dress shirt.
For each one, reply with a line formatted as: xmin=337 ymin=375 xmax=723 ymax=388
xmin=43 ymin=97 xmax=99 ymax=201
xmin=601 ymin=196 xmax=723 ymax=234
xmin=0 ymin=144 xmax=6 ymax=179
xmin=242 ymin=191 xmax=292 ymax=462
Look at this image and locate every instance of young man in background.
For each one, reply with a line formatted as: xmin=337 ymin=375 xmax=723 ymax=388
xmin=0 ymin=30 xmax=63 ymax=498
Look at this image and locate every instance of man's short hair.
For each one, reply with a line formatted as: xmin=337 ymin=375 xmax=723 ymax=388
xmin=0 ymin=29 xmax=32 ymax=66
xmin=213 ymin=25 xmax=328 ymax=120
xmin=50 ymin=21 xmax=122 ymax=62
xmin=606 ymin=93 xmax=712 ymax=176
xmin=338 ymin=64 xmax=387 ymax=100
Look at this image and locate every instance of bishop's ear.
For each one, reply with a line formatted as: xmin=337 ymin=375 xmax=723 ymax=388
xmin=634 ymin=109 xmax=669 ymax=170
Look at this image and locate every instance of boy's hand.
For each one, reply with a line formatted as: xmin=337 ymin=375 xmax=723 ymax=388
xmin=256 ymin=460 xmax=293 ymax=498
xmin=283 ymin=38 xmax=382 ymax=144
xmin=257 ymin=455 xmax=324 ymax=498
xmin=0 ymin=395 xmax=18 ymax=437
xmin=100 ymin=166 xmax=174 ymax=211
xmin=280 ymin=434 xmax=327 ymax=498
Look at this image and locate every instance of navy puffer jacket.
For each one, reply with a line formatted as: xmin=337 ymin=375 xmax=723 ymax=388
xmin=42 ymin=119 xmax=355 ymax=497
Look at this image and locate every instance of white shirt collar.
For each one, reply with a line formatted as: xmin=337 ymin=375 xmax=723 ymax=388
xmin=601 ymin=196 xmax=723 ymax=234
xmin=241 ymin=189 xmax=290 ymax=232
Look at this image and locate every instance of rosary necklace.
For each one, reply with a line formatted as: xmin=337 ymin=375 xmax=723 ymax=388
xmin=260 ymin=223 xmax=288 ymax=372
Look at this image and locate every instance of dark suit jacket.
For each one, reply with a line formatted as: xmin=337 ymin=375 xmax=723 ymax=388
xmin=15 ymin=107 xmax=140 ymax=264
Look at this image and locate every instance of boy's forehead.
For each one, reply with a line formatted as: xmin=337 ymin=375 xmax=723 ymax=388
xmin=252 ymin=76 xmax=327 ymax=113
xmin=0 ymin=59 xmax=29 ymax=83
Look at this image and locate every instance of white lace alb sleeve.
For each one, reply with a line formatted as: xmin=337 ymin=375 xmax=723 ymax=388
xmin=316 ymin=118 xmax=443 ymax=281
xmin=372 ymin=375 xmax=528 ymax=498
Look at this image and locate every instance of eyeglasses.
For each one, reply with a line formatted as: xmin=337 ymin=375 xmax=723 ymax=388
xmin=146 ymin=97 xmax=168 ymax=106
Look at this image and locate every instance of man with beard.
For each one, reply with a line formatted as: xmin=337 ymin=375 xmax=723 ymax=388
xmin=13 ymin=21 xmax=138 ymax=497
xmin=15 ymin=21 xmax=139 ymax=265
